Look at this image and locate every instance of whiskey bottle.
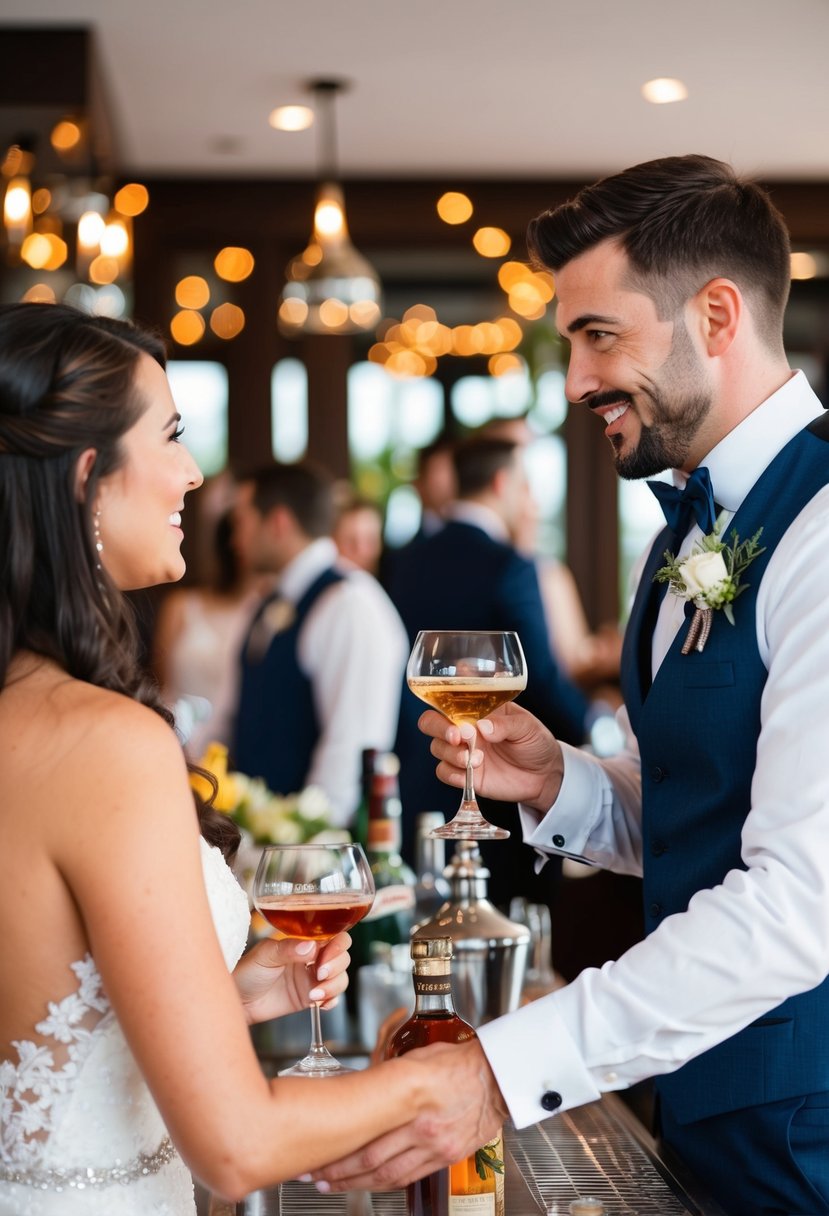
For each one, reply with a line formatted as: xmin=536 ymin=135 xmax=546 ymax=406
xmin=385 ymin=937 xmax=505 ymax=1216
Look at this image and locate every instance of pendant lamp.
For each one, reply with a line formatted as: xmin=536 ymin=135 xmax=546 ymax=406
xmin=278 ymin=80 xmax=382 ymax=336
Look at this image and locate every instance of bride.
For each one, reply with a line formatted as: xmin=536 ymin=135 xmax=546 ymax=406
xmin=0 ymin=303 xmax=504 ymax=1214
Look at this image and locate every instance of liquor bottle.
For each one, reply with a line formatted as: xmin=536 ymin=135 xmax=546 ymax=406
xmin=353 ymin=747 xmax=379 ymax=850
xmin=349 ymin=752 xmax=416 ymax=973
xmin=412 ymin=812 xmax=450 ymax=924
xmin=386 ymin=937 xmax=505 ymax=1216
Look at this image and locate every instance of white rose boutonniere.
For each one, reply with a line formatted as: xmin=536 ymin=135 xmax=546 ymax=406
xmin=679 ymin=550 xmax=730 ymax=604
xmin=654 ymin=514 xmax=765 ymax=654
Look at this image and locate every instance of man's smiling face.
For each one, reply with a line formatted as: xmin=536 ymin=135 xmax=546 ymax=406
xmin=554 ymin=239 xmax=715 ymax=478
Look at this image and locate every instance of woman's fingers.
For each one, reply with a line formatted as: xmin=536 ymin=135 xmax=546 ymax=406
xmin=310 ymin=931 xmax=351 ymax=1008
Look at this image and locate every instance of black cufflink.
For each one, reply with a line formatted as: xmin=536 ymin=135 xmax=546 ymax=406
xmin=552 ymin=834 xmax=565 ymax=848
xmin=540 ymin=1090 xmax=562 ymax=1111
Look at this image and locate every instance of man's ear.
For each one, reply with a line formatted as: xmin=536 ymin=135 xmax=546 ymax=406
xmin=267 ymin=503 xmax=295 ymax=538
xmin=490 ymin=467 xmax=508 ymax=499
xmin=74 ymin=448 xmax=98 ymax=502
xmin=694 ymin=277 xmax=742 ymax=357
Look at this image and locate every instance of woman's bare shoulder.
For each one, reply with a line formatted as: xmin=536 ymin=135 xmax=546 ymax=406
xmin=3 ymin=658 xmax=185 ymax=792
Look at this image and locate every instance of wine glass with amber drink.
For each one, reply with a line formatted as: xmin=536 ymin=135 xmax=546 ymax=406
xmin=407 ymin=629 xmax=527 ymax=839
xmin=252 ymin=842 xmax=374 ymax=1076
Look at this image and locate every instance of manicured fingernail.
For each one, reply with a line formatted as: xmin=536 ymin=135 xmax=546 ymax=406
xmin=296 ymin=1174 xmax=312 ymax=1182
xmin=315 ymin=1181 xmax=331 ymax=1194
xmin=316 ymin=963 xmax=330 ymax=979
xmin=296 ymin=941 xmax=315 ymax=955
xmin=479 ymin=719 xmax=494 ymax=736
xmin=309 ymin=986 xmax=326 ymax=1001
xmin=460 ymin=723 xmax=475 ymax=739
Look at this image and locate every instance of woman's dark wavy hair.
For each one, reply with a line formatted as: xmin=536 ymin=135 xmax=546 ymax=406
xmin=0 ymin=302 xmax=238 ymax=860
xmin=527 ymin=154 xmax=791 ymax=350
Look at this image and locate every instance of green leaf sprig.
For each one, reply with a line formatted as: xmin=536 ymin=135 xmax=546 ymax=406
xmin=474 ymin=1142 xmax=505 ymax=1180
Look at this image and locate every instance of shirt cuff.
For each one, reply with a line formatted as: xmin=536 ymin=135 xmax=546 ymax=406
xmin=520 ymin=744 xmax=607 ymax=861
xmin=477 ymin=994 xmax=601 ymax=1128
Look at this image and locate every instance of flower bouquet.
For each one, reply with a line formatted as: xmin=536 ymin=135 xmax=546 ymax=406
xmin=190 ymin=743 xmax=349 ymax=906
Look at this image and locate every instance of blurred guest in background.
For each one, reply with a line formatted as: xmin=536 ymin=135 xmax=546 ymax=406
xmin=386 ymin=435 xmax=589 ymax=884
xmin=152 ymin=501 xmax=265 ymax=755
xmin=215 ymin=461 xmax=407 ymax=827
xmin=410 ymin=432 xmax=457 ymax=539
xmin=513 ymin=490 xmax=622 ymax=696
xmin=333 ymin=492 xmax=384 ymax=577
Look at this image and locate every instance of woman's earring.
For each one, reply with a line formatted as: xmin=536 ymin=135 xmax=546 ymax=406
xmin=93 ymin=508 xmax=103 ymax=571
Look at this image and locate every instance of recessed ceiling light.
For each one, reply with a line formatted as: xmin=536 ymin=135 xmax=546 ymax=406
xmin=269 ymin=105 xmax=314 ymax=132
xmin=641 ymin=78 xmax=689 ymax=104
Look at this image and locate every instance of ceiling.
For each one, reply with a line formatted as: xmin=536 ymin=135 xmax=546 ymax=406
xmin=4 ymin=0 xmax=829 ymax=181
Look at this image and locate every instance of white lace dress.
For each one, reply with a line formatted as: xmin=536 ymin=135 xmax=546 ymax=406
xmin=0 ymin=839 xmax=251 ymax=1215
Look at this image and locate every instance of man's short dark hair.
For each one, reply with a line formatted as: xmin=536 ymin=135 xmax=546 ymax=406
xmin=453 ymin=437 xmax=519 ymax=499
xmin=250 ymin=461 xmax=334 ymax=538
xmin=416 ymin=432 xmax=455 ymax=476
xmin=527 ymin=154 xmax=791 ymax=350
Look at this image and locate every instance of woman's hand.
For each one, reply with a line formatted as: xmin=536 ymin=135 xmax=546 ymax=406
xmin=233 ymin=931 xmax=351 ymax=1026
xmin=421 ymin=702 xmax=565 ymax=813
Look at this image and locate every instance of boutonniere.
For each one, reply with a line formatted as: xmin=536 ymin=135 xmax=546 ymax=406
xmin=245 ymin=597 xmax=297 ymax=663
xmin=263 ymin=597 xmax=296 ymax=636
xmin=654 ymin=514 xmax=765 ymax=654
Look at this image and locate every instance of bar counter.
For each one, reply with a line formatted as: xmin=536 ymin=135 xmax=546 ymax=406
xmin=208 ymin=1086 xmax=726 ymax=1216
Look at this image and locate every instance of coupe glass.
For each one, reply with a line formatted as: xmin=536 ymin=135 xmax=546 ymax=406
xmin=252 ymin=842 xmax=375 ymax=1077
xmin=407 ymin=629 xmax=527 ymax=839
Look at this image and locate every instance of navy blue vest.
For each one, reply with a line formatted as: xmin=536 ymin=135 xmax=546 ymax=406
xmin=620 ymin=413 xmax=829 ymax=1125
xmin=232 ymin=566 xmax=344 ymax=794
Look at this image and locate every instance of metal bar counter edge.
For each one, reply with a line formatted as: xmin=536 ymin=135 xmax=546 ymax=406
xmin=205 ymin=1089 xmax=726 ymax=1216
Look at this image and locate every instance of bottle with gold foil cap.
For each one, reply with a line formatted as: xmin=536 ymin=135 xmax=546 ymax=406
xmin=386 ymin=937 xmax=505 ymax=1216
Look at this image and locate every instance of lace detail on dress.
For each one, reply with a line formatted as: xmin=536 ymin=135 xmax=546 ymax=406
xmin=0 ymin=956 xmax=111 ymax=1168
xmin=0 ymin=840 xmax=250 ymax=1215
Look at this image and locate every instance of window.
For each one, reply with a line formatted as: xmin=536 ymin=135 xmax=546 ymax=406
xmin=347 ymin=363 xmax=444 ymax=546
xmin=271 ymin=358 xmax=308 ymax=462
xmin=166 ymin=361 xmax=228 ymax=477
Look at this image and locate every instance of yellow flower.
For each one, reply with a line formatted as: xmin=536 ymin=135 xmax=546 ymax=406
xmin=190 ymin=742 xmax=240 ymax=813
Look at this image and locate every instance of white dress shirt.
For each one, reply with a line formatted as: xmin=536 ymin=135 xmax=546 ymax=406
xmin=445 ymin=500 xmax=511 ymax=542
xmin=479 ymin=371 xmax=829 ymax=1128
xmin=211 ymin=538 xmax=409 ymax=827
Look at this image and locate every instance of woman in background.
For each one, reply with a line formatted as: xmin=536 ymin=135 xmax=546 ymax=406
xmin=152 ymin=500 xmax=264 ymax=755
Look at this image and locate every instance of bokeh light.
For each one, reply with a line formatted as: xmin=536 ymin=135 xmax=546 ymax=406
xmin=114 ymin=183 xmax=150 ymax=217
xmin=170 ymin=310 xmax=206 ymax=346
xmin=214 ymin=246 xmax=255 ymax=282
xmin=175 ymin=275 xmax=210 ymax=309
xmin=437 ymin=192 xmax=473 ymax=225
xmin=472 ymin=227 xmax=512 ymax=258
xmin=210 ymin=303 xmax=246 ymax=339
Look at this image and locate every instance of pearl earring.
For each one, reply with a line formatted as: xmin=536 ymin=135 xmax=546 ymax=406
xmin=93 ymin=508 xmax=103 ymax=571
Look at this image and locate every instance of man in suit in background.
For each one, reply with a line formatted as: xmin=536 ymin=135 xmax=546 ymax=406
xmin=386 ymin=435 xmax=588 ymax=889
xmin=216 ymin=461 xmax=408 ymax=828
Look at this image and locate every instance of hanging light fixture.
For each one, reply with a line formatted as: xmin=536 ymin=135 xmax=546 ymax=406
xmin=278 ymin=79 xmax=382 ymax=337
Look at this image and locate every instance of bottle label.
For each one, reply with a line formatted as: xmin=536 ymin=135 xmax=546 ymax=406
xmin=362 ymin=884 xmax=416 ymax=921
xmin=367 ymin=820 xmax=398 ymax=848
xmin=413 ymin=978 xmax=452 ymax=995
xmin=448 ymin=1197 xmax=495 ymax=1215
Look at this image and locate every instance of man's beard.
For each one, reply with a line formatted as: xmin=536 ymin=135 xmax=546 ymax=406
xmin=612 ymin=388 xmax=712 ymax=479
xmin=610 ymin=320 xmax=713 ymax=480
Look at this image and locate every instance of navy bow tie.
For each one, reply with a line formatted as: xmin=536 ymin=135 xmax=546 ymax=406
xmin=647 ymin=466 xmax=717 ymax=537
